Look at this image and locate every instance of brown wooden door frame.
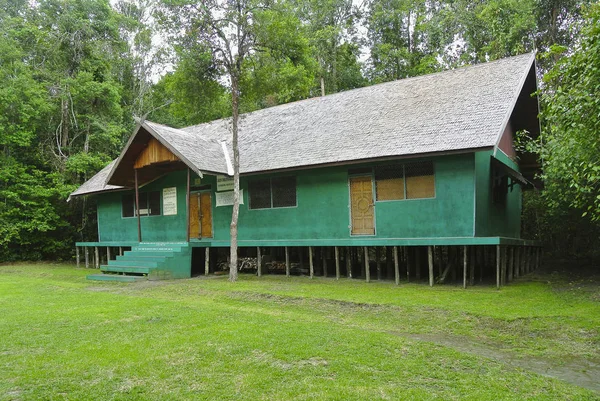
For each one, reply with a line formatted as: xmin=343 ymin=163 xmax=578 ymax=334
xmin=348 ymin=175 xmax=376 ymax=236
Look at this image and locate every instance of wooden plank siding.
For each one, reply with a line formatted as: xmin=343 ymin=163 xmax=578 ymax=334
xmin=134 ymin=138 xmax=179 ymax=169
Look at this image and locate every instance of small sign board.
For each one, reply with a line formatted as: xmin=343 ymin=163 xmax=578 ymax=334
xmin=215 ymin=190 xmax=244 ymax=207
xmin=217 ymin=175 xmax=234 ymax=191
xmin=162 ymin=187 xmax=177 ymax=215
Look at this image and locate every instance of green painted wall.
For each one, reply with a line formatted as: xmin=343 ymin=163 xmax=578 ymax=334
xmin=474 ymin=150 xmax=521 ymax=238
xmin=97 ymin=170 xmax=189 ymax=242
xmin=97 ymin=154 xmax=477 ymax=243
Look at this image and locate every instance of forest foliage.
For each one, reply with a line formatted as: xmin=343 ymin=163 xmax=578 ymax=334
xmin=0 ymin=0 xmax=598 ymax=261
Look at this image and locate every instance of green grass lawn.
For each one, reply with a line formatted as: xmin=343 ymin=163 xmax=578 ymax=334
xmin=1 ymin=263 xmax=599 ymax=400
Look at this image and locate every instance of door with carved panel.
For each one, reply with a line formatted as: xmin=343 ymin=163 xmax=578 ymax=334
xmin=349 ymin=176 xmax=375 ymax=235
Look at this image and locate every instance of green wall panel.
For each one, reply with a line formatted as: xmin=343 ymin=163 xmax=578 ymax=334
xmin=474 ymin=150 xmax=521 ymax=238
xmin=95 ymin=154 xmax=494 ymax=243
xmin=375 ymin=155 xmax=475 ymax=238
xmin=97 ymin=170 xmax=189 ymax=242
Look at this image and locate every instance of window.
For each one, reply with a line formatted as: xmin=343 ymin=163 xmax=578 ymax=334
xmin=375 ymin=164 xmax=405 ymax=201
xmin=405 ymin=162 xmax=435 ymax=199
xmin=121 ymin=191 xmax=161 ymax=217
xmin=249 ymin=177 xmax=296 ymax=209
xmin=122 ymin=194 xmax=135 ymax=217
xmin=374 ymin=161 xmax=435 ymax=201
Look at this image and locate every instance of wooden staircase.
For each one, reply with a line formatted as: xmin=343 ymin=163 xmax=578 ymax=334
xmin=87 ymin=242 xmax=192 ymax=282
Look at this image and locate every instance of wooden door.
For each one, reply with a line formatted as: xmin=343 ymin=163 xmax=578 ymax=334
xmin=189 ymin=193 xmax=200 ymax=238
xmin=189 ymin=193 xmax=213 ymax=238
xmin=200 ymin=192 xmax=212 ymax=238
xmin=349 ymin=176 xmax=375 ymax=235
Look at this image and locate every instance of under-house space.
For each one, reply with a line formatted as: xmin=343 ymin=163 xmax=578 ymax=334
xmin=70 ymin=53 xmax=542 ymax=287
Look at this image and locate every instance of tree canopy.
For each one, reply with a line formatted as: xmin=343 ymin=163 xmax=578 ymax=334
xmin=0 ymin=0 xmax=597 ymax=261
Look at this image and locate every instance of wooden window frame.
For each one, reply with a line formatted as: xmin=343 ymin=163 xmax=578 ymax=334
xmin=249 ymin=176 xmax=297 ymax=210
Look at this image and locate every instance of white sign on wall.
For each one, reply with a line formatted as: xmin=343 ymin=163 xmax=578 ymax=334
xmin=215 ymin=190 xmax=244 ymax=207
xmin=162 ymin=187 xmax=177 ymax=215
xmin=217 ymin=175 xmax=234 ymax=191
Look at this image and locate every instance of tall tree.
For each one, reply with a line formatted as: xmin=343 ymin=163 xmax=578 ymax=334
xmin=158 ymin=0 xmax=288 ymax=281
xmin=538 ymin=3 xmax=600 ymax=221
xmin=292 ymin=0 xmax=363 ymax=95
xmin=366 ymin=0 xmax=444 ymax=82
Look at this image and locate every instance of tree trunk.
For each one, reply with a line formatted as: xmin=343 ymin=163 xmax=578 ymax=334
xmin=61 ymin=95 xmax=69 ymax=149
xmin=229 ymin=72 xmax=241 ymax=282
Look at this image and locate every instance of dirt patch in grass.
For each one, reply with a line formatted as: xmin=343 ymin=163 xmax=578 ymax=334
xmin=396 ymin=332 xmax=600 ymax=393
xmin=222 ymin=290 xmax=600 ymax=392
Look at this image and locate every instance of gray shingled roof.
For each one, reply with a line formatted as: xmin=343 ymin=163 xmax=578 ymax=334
xmin=67 ymin=160 xmax=124 ymax=200
xmin=71 ymin=53 xmax=535 ymax=197
xmin=183 ymin=52 xmax=535 ymax=173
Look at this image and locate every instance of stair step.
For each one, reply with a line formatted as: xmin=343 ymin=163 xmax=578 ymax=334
xmin=124 ymin=251 xmax=175 ymax=258
xmin=101 ymin=265 xmax=151 ymax=274
xmin=132 ymin=246 xmax=184 ymax=252
xmin=87 ymin=274 xmax=146 ymax=282
xmin=109 ymin=259 xmax=161 ymax=268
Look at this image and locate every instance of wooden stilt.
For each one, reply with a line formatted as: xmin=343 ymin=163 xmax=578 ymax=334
xmin=406 ymin=247 xmax=411 ymax=282
xmin=496 ymin=245 xmax=501 ymax=290
xmin=364 ymin=246 xmax=370 ymax=283
xmin=479 ymin=247 xmax=484 ymax=282
xmin=501 ymin=246 xmax=507 ymax=286
xmin=386 ymin=247 xmax=393 ymax=280
xmin=335 ymin=246 xmax=340 ymax=280
xmin=85 ymin=247 xmax=89 ymax=268
xmin=205 ymin=247 xmax=210 ymax=275
xmin=76 ymin=247 xmax=80 ymax=268
xmin=322 ymin=247 xmax=327 ymax=277
xmin=513 ymin=247 xmax=520 ymax=278
xmin=346 ymin=247 xmax=352 ymax=278
xmin=376 ymin=247 xmax=381 ymax=280
xmin=94 ymin=246 xmax=99 ymax=269
xmin=449 ymin=247 xmax=456 ymax=284
xmin=358 ymin=247 xmax=364 ymax=277
xmin=285 ymin=247 xmax=290 ymax=277
xmin=463 ymin=245 xmax=467 ymax=289
xmin=435 ymin=246 xmax=442 ymax=277
xmin=309 ymin=246 xmax=314 ymax=278
xmin=119 ymin=246 xmax=123 ymax=256
xmin=415 ymin=247 xmax=421 ymax=281
xmin=394 ymin=246 xmax=399 ymax=285
xmin=526 ymin=248 xmax=531 ymax=274
xmin=508 ymin=247 xmax=514 ymax=282
xmin=428 ymin=246 xmax=434 ymax=287
xmin=469 ymin=246 xmax=475 ymax=286
xmin=106 ymin=247 xmax=111 ymax=262
xmin=257 ymin=247 xmax=262 ymax=277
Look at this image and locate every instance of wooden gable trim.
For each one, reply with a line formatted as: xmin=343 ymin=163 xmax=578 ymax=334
xmin=134 ymin=137 xmax=179 ymax=169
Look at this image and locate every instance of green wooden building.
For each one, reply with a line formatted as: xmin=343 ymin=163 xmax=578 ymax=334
xmin=71 ymin=53 xmax=541 ymax=286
